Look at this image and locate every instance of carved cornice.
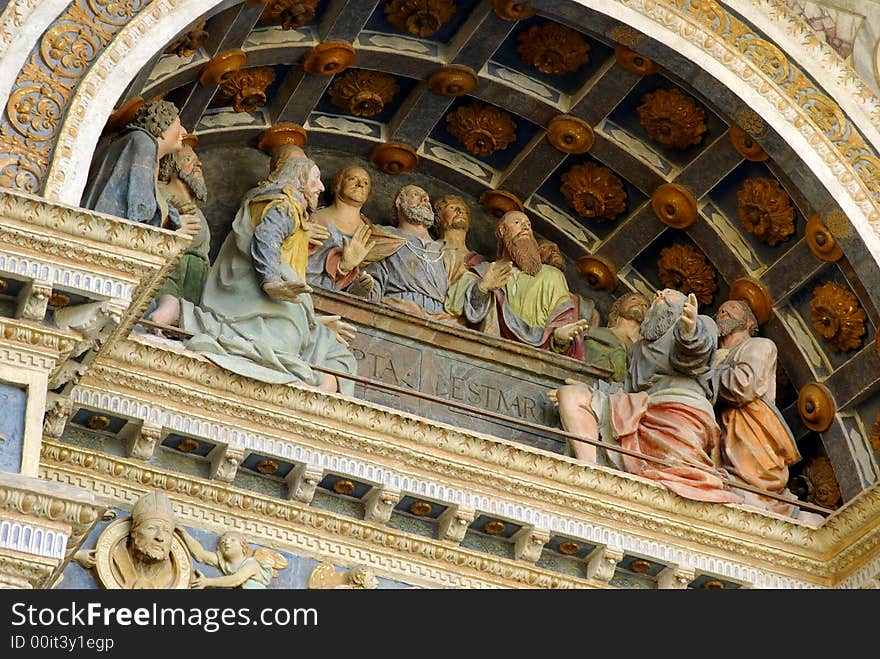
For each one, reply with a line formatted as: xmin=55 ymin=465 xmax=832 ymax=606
xmin=328 ymin=69 xmax=399 ymax=117
xmin=657 ymin=244 xmax=717 ymax=306
xmin=809 ymin=281 xmax=867 ymax=353
xmin=214 ymin=66 xmax=276 ymax=113
xmin=446 ymin=102 xmax=517 ymax=157
xmin=68 ymin=341 xmax=880 ymax=584
xmin=736 ymin=177 xmax=795 ymax=246
xmin=560 ymin=162 xmax=627 ymax=222
xmin=637 ymin=88 xmax=707 ymax=150
xmin=384 ymin=0 xmax=456 ymax=39
xmin=516 ymin=21 xmax=590 ymax=75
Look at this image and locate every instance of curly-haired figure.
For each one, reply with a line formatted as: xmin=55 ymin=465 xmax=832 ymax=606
xmin=82 ymin=100 xmax=190 ymax=229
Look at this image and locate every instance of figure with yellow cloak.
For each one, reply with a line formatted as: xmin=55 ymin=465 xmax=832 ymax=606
xmin=178 ymin=148 xmax=357 ymax=394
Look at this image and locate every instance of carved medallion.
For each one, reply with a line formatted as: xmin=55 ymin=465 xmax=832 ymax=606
xmin=614 ymin=45 xmax=660 ymax=75
xmin=260 ymin=0 xmax=320 ymax=30
xmin=478 ymin=189 xmax=523 ymax=218
xmin=384 ymin=0 xmax=456 ymax=39
xmin=215 ymin=67 xmax=276 ymax=112
xmin=809 ymin=281 xmax=866 ymax=353
xmin=802 ymin=457 xmax=841 ymax=509
xmin=428 ymin=65 xmax=477 ymax=96
xmin=516 ymin=22 xmax=590 ymax=75
xmin=729 ymin=277 xmax=772 ymax=325
xmin=736 ymin=177 xmax=795 ymax=246
xmin=199 ymin=50 xmax=247 ymax=86
xmin=328 ymin=69 xmax=399 ymax=117
xmin=805 ymin=215 xmax=843 ymax=262
xmin=637 ymin=88 xmax=707 ymax=150
xmin=302 ymin=41 xmax=356 ymax=75
xmin=164 ymin=22 xmax=209 ymax=58
xmin=575 ymin=255 xmax=617 ymax=292
xmin=560 ymin=162 xmax=627 ymax=222
xmin=797 ymin=382 xmax=835 ymax=432
xmin=492 ymin=0 xmax=537 ymax=21
xmin=728 ymin=123 xmax=768 ymax=162
xmin=370 ymin=142 xmax=419 ymax=174
xmin=546 ymin=115 xmax=594 ymax=154
xmin=651 ymin=183 xmax=696 ymax=229
xmin=656 ymin=244 xmax=717 ymax=306
xmin=870 ymin=414 xmax=880 ymax=455
xmin=446 ymin=103 xmax=517 ymax=157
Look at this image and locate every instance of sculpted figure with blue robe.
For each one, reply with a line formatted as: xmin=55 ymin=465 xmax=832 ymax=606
xmin=178 ymin=149 xmax=357 ymax=394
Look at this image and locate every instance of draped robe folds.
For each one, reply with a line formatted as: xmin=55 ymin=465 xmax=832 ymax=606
xmin=178 ymin=184 xmax=356 ymax=394
xmin=715 ymin=337 xmax=801 ymax=514
xmin=590 ymin=316 xmax=743 ymax=504
xmin=306 ymin=213 xmax=373 ymax=292
xmin=81 ymin=127 xmax=179 ymax=228
xmin=156 ymin=207 xmax=211 ymax=304
xmin=462 ymin=262 xmax=585 ymax=359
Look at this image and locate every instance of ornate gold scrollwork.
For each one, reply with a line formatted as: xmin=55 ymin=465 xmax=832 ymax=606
xmin=651 ymin=183 xmax=696 ymax=229
xmin=478 ymin=189 xmax=523 ymax=218
xmin=728 ymin=123 xmax=768 ymax=162
xmin=214 ymin=67 xmax=276 ymax=113
xmin=729 ymin=277 xmax=772 ymax=325
xmin=302 ymin=41 xmax=355 ymax=75
xmin=637 ymin=88 xmax=707 ymax=150
xmin=546 ymin=115 xmax=594 ymax=154
xmin=164 ymin=21 xmax=209 ymax=58
xmin=384 ymin=0 xmax=456 ymax=38
xmin=657 ymin=244 xmax=717 ymax=306
xmin=427 ymin=64 xmax=477 ymax=96
xmin=809 ymin=281 xmax=866 ymax=353
xmin=575 ymin=254 xmax=617 ymax=292
xmin=805 ymin=215 xmax=843 ymax=262
xmin=370 ymin=142 xmax=419 ymax=175
xmin=446 ymin=102 xmax=517 ymax=157
xmin=258 ymin=124 xmax=308 ymax=154
xmin=614 ymin=45 xmax=660 ymax=75
xmin=797 ymin=382 xmax=835 ymax=433
xmin=736 ymin=177 xmax=795 ymax=246
xmin=491 ymin=0 xmax=537 ymax=21
xmin=516 ymin=21 xmax=590 ymax=75
xmin=560 ymin=162 xmax=627 ymax=222
xmin=328 ymin=69 xmax=399 ymax=117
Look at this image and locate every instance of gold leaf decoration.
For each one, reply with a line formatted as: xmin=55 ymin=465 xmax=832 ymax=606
xmin=446 ymin=103 xmax=517 ymax=157
xmin=559 ymin=162 xmax=627 ymax=222
xmin=214 ymin=67 xmax=276 ymax=113
xmin=164 ymin=22 xmax=208 ymax=58
xmin=260 ymin=0 xmax=321 ymax=30
xmin=657 ymin=244 xmax=717 ymax=306
xmin=384 ymin=0 xmax=456 ymax=38
xmin=736 ymin=177 xmax=795 ymax=246
xmin=516 ymin=21 xmax=590 ymax=75
xmin=809 ymin=281 xmax=866 ymax=353
xmin=328 ymin=69 xmax=399 ymax=117
xmin=637 ymin=88 xmax=707 ymax=150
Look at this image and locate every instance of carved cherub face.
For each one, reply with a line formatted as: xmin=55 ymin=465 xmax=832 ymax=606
xmin=130 ymin=517 xmax=174 ymax=563
xmin=335 ymin=167 xmax=370 ymax=207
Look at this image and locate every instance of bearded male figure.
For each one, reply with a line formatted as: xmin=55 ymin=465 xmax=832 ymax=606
xmin=461 ymin=211 xmax=587 ymax=357
xmin=713 ymin=299 xmax=811 ymax=518
xmin=178 ymin=151 xmax=357 ymax=394
xmin=550 ymin=289 xmax=743 ymax=504
xmin=538 ymin=238 xmax=600 ymax=332
xmin=360 ymin=185 xmax=456 ymax=322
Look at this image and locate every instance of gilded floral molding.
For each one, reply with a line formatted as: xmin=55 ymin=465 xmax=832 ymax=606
xmin=560 ymin=162 xmax=627 ymax=222
xmin=809 ymin=281 xmax=867 ymax=353
xmin=328 ymin=69 xmax=400 ymax=117
xmin=214 ymin=66 xmax=276 ymax=113
xmin=657 ymin=244 xmax=717 ymax=305
xmin=516 ymin=21 xmax=590 ymax=75
xmin=384 ymin=0 xmax=455 ymax=39
xmin=446 ymin=102 xmax=517 ymax=157
xmin=259 ymin=0 xmax=320 ymax=30
xmin=637 ymin=88 xmax=707 ymax=150
xmin=736 ymin=177 xmax=795 ymax=246
xmin=164 ymin=20 xmax=208 ymax=58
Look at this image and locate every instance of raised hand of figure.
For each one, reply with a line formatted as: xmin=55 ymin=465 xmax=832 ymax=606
xmin=177 ymin=213 xmax=202 ymax=236
xmin=319 ymin=314 xmax=357 ymax=347
xmin=552 ymin=318 xmax=589 ymax=348
xmin=680 ymin=292 xmax=698 ymax=334
xmin=305 ymin=220 xmax=331 ymax=248
xmin=338 ymin=224 xmax=375 ymax=275
xmin=478 ymin=260 xmax=514 ymax=293
xmin=73 ymin=549 xmax=97 ymax=569
xmin=348 ymin=272 xmax=374 ymax=298
xmin=190 ymin=569 xmax=207 ymax=590
xmin=262 ymin=275 xmax=313 ymax=303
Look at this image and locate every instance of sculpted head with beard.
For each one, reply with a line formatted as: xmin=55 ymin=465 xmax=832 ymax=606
xmin=394 ymin=185 xmax=435 ymax=228
xmin=640 ymin=288 xmax=688 ymax=342
xmin=158 ymin=143 xmax=207 ymax=205
xmin=496 ymin=210 xmax=542 ymax=276
xmin=715 ymin=299 xmax=758 ymax=349
xmin=128 ymin=490 xmax=177 ymax=564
